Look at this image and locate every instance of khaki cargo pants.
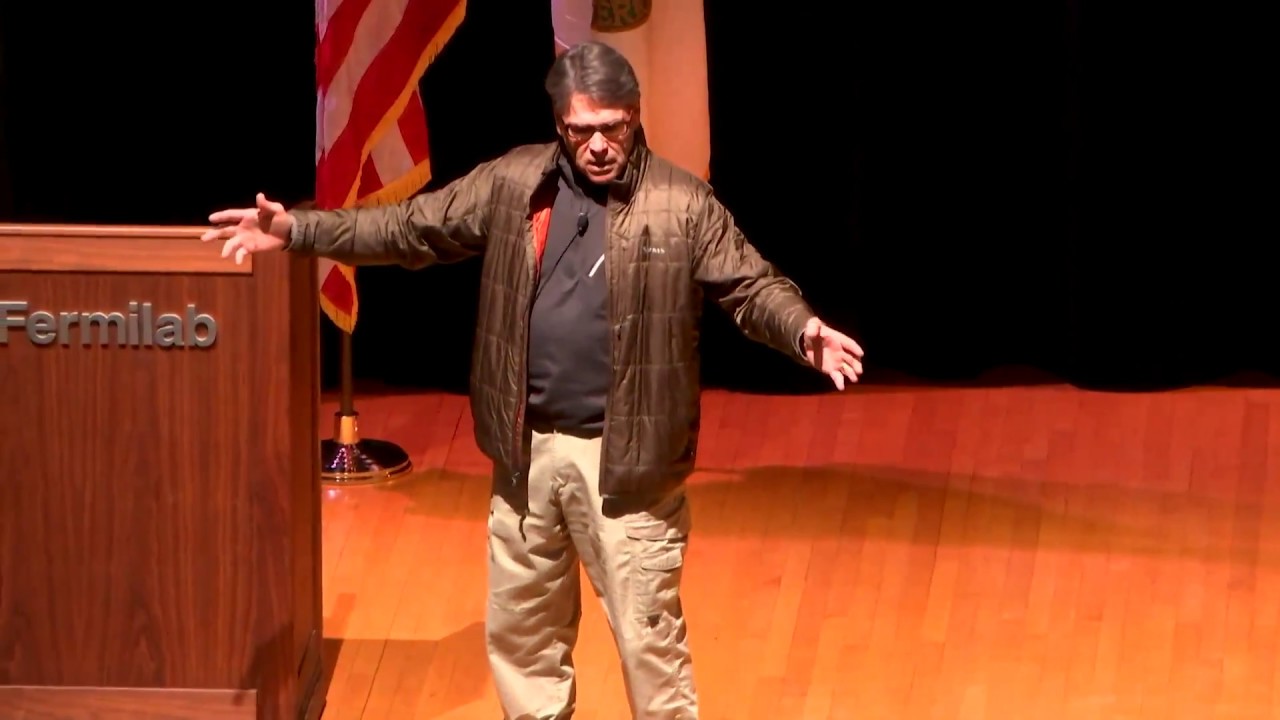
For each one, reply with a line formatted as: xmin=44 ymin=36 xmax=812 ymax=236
xmin=486 ymin=429 xmax=698 ymax=719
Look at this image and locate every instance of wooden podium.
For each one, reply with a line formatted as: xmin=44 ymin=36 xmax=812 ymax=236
xmin=0 ymin=224 xmax=327 ymax=719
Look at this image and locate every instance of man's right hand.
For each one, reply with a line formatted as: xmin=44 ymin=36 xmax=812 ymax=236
xmin=201 ymin=193 xmax=295 ymax=265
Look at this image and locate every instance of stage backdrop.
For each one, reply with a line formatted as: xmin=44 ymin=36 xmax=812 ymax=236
xmin=1 ymin=0 xmax=1273 ymax=392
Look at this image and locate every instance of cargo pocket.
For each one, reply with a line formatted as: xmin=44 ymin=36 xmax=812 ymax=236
xmin=624 ymin=500 xmax=691 ymax=625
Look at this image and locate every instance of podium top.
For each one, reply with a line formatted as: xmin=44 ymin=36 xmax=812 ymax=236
xmin=0 ymin=223 xmax=250 ymax=275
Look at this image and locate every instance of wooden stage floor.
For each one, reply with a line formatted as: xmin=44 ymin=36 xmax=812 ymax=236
xmin=317 ymin=379 xmax=1280 ymax=719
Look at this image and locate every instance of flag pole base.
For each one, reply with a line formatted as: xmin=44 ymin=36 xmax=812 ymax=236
xmin=320 ymin=412 xmax=412 ymax=486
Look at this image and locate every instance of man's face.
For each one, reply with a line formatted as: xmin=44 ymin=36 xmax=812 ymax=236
xmin=557 ymin=93 xmax=636 ymax=184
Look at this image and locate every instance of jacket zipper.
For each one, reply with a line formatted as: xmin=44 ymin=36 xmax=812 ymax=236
xmin=599 ymin=199 xmax=617 ymax=485
xmin=512 ymin=218 xmax=537 ymax=489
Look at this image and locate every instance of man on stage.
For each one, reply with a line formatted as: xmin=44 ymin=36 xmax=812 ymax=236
xmin=204 ymin=41 xmax=863 ymax=720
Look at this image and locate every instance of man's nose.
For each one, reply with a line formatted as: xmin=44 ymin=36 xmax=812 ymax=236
xmin=588 ymin=135 xmax=609 ymax=154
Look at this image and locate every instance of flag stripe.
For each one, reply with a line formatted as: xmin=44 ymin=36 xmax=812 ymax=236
xmin=317 ymin=0 xmax=412 ymax=154
xmin=315 ymin=0 xmax=379 ymax=91
xmin=356 ymin=154 xmax=384 ymax=200
xmin=397 ymin=88 xmax=430 ymax=156
xmin=316 ymin=0 xmax=462 ymax=209
xmin=369 ymin=117 xmax=415 ymax=182
xmin=315 ymin=0 xmax=355 ymax=41
xmin=318 ymin=259 xmax=359 ymax=333
xmin=315 ymin=0 xmax=464 ymax=332
xmin=320 ymin=261 xmax=357 ymax=310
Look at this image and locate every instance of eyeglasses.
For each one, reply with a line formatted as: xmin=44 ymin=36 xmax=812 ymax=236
xmin=561 ymin=118 xmax=632 ymax=143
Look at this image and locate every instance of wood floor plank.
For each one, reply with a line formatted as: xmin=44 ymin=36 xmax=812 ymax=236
xmin=316 ymin=381 xmax=1280 ymax=719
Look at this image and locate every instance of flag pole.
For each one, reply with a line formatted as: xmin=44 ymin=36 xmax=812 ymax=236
xmin=319 ymin=306 xmax=413 ymax=486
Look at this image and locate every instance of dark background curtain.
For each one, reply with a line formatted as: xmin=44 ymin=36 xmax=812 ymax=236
xmin=0 ymin=0 xmax=12 ymax=218
xmin=2 ymin=1 xmax=1274 ymax=393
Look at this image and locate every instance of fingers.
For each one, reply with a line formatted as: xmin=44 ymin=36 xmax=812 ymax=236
xmin=828 ymin=370 xmax=846 ymax=391
xmin=805 ymin=318 xmax=862 ymax=390
xmin=206 ymin=196 xmax=280 ymax=264
xmin=221 ymin=238 xmax=251 ymax=265
xmin=821 ymin=324 xmax=863 ymax=359
xmin=208 ymin=208 xmax=254 ymax=225
xmin=200 ymin=225 xmax=239 ymax=242
xmin=806 ymin=318 xmax=865 ymax=358
xmin=221 ymin=237 xmax=244 ymax=262
xmin=842 ymin=336 xmax=865 ymax=358
xmin=256 ymin=192 xmax=285 ymax=215
xmin=827 ymin=354 xmax=862 ymax=391
xmin=840 ymin=360 xmax=861 ymax=384
xmin=842 ymin=357 xmax=864 ymax=378
xmin=211 ymin=191 xmax=282 ymax=225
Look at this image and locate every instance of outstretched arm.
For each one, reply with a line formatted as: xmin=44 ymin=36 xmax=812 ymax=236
xmin=286 ymin=157 xmax=499 ymax=269
xmin=691 ymin=189 xmax=814 ymax=359
xmin=691 ymin=189 xmax=864 ymax=388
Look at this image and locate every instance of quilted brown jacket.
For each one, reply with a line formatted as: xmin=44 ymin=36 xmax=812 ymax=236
xmin=288 ymin=139 xmax=815 ymax=513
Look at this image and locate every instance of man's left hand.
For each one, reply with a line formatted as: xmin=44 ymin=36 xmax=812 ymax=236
xmin=803 ymin=317 xmax=865 ymax=390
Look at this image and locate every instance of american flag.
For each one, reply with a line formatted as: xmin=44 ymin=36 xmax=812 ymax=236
xmin=313 ymin=0 xmax=466 ymax=332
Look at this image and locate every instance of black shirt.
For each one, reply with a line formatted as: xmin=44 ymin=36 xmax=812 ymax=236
xmin=525 ymin=154 xmax=611 ymax=436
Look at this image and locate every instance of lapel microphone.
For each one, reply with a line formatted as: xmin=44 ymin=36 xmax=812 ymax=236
xmin=535 ymin=209 xmax=592 ymax=303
